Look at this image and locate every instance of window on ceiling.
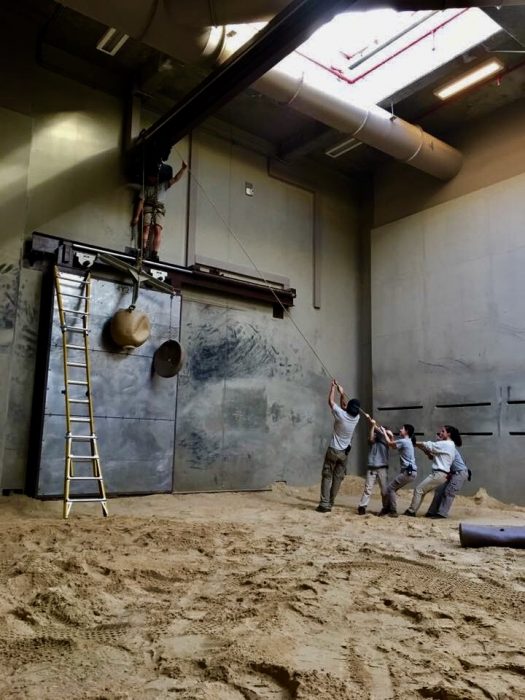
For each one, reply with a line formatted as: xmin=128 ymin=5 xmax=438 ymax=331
xmin=296 ymin=7 xmax=501 ymax=105
xmin=227 ymin=8 xmax=501 ymax=106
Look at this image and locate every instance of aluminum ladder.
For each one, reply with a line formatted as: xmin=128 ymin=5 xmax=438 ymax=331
xmin=54 ymin=266 xmax=109 ymax=519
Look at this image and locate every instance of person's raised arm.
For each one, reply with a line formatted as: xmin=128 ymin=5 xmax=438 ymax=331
xmin=369 ymin=421 xmax=377 ymax=444
xmin=328 ymin=379 xmax=337 ymax=409
xmin=380 ymin=426 xmax=397 ymax=448
xmin=336 ymin=383 xmax=347 ymax=409
xmin=168 ymin=161 xmax=188 ymax=188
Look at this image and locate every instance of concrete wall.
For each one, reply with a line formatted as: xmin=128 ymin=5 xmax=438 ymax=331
xmin=374 ymin=98 xmax=525 ymax=228
xmin=371 ymin=101 xmax=525 ymax=505
xmin=175 ymin=138 xmax=367 ymax=489
xmin=0 ymin=10 xmax=366 ymax=493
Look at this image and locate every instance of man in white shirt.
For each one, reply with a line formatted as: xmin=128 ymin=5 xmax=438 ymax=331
xmin=316 ymin=380 xmax=360 ymax=513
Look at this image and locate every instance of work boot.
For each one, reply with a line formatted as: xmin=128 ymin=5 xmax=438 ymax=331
xmin=388 ymin=511 xmax=399 ymax=518
xmin=315 ymin=505 xmax=331 ymax=513
xmin=403 ymin=509 xmax=416 ymax=517
xmin=149 ymin=250 xmax=159 ymax=262
xmin=377 ymin=508 xmax=388 ymax=517
xmin=357 ymin=506 xmax=366 ymax=515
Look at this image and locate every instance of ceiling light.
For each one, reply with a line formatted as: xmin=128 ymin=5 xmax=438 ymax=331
xmin=434 ymin=58 xmax=504 ymax=100
xmin=325 ymin=137 xmax=362 ymax=158
xmin=96 ymin=27 xmax=129 ymax=56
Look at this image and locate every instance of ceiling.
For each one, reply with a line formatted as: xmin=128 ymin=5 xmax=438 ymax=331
xmin=7 ymin=0 xmax=525 ymax=179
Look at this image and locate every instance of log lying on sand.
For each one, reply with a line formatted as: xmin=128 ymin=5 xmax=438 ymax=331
xmin=459 ymin=523 xmax=525 ymax=548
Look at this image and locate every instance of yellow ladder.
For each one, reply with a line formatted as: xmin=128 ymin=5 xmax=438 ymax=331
xmin=54 ymin=267 xmax=109 ymax=519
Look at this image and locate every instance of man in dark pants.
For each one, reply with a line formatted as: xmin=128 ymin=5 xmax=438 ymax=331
xmin=316 ymin=380 xmax=360 ymax=513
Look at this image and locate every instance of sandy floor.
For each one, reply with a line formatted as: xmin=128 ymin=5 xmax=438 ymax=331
xmin=0 ymin=478 xmax=524 ymax=700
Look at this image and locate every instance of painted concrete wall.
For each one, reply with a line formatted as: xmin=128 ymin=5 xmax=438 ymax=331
xmin=176 ymin=132 xmax=367 ymax=490
xmin=175 ymin=138 xmax=366 ymax=489
xmin=0 ymin=12 xmax=366 ymax=493
xmin=374 ymin=98 xmax=525 ymax=228
xmin=371 ymin=114 xmax=525 ymax=504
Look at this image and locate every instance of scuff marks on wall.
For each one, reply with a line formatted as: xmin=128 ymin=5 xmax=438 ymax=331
xmin=0 ymin=267 xmax=41 ymax=488
xmin=0 ymin=263 xmax=19 ymax=352
xmin=174 ymin=300 xmax=329 ymax=492
xmin=177 ymin=430 xmax=222 ymax=470
xmin=270 ymin=402 xmax=283 ymax=422
xmin=14 ymin=271 xmax=40 ymax=358
xmin=188 ymin=317 xmax=278 ymax=382
xmin=224 ymin=387 xmax=268 ymax=431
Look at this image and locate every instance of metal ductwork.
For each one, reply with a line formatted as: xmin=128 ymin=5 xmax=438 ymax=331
xmin=55 ymin=0 xmax=489 ymax=179
xmin=57 ymin=0 xmax=294 ymax=62
xmin=251 ymin=59 xmax=463 ymax=180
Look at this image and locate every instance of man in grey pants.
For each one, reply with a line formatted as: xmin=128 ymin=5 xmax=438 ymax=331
xmin=316 ymin=380 xmax=360 ymax=513
xmin=357 ymin=421 xmax=389 ymax=515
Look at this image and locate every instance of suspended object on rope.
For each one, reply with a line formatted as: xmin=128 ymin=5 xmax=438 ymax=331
xmin=153 ymin=294 xmax=185 ymax=377
xmin=96 ymin=246 xmax=172 ymax=354
xmin=110 ymin=308 xmax=151 ymax=349
xmin=154 ymin=339 xmax=185 ymax=377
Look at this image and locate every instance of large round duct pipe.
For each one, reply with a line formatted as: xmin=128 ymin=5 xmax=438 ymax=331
xmin=57 ymin=0 xmax=294 ymax=62
xmin=58 ymin=0 xmax=464 ymax=179
xmin=252 ymin=60 xmax=463 ymax=180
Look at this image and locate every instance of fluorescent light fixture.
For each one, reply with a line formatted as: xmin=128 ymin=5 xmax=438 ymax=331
xmin=326 ymin=137 xmax=362 ymax=158
xmin=434 ymin=58 xmax=504 ymax=100
xmin=96 ymin=27 xmax=129 ymax=56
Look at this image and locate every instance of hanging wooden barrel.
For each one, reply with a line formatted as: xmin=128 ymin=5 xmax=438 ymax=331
xmin=110 ymin=308 xmax=151 ymax=349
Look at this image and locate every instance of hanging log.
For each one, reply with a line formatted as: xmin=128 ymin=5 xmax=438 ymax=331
xmin=459 ymin=523 xmax=525 ymax=549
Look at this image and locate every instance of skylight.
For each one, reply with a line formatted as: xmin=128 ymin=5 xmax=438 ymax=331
xmin=227 ymin=8 xmax=501 ymax=107
xmin=297 ymin=7 xmax=501 ymax=105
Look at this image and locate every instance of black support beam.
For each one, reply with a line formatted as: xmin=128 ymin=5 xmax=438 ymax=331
xmin=129 ymin=0 xmax=356 ymax=164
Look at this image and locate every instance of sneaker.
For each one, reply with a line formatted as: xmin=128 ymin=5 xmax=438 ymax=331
xmin=403 ymin=509 xmax=416 ymax=517
xmin=315 ymin=505 xmax=331 ymax=513
xmin=149 ymin=250 xmax=160 ymax=262
xmin=357 ymin=506 xmax=366 ymax=515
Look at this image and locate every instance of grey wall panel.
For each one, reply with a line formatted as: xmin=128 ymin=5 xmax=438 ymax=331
xmin=46 ymin=351 xmax=177 ymax=421
xmin=174 ymin=298 xmax=331 ymax=492
xmin=38 ymin=415 xmax=174 ymax=496
xmin=1 ymin=268 xmax=42 ymax=489
xmin=36 ymin=276 xmax=180 ymax=497
xmin=371 ymin=173 xmax=525 ymax=505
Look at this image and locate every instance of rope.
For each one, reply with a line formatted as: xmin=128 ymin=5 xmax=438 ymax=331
xmin=168 ymin=292 xmax=174 ymax=340
xmin=137 ymin=143 xmax=146 ymax=274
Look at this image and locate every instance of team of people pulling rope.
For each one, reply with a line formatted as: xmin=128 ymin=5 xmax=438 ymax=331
xmin=317 ymin=380 xmax=471 ymax=518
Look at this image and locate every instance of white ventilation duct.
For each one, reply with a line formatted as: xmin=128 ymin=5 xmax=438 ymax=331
xmin=57 ymin=0 xmax=464 ymax=179
xmin=57 ymin=0 xmax=293 ymax=62
xmin=252 ymin=59 xmax=463 ymax=180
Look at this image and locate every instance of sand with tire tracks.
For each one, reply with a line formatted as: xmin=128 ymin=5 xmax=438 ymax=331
xmin=0 ymin=478 xmax=524 ymax=699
